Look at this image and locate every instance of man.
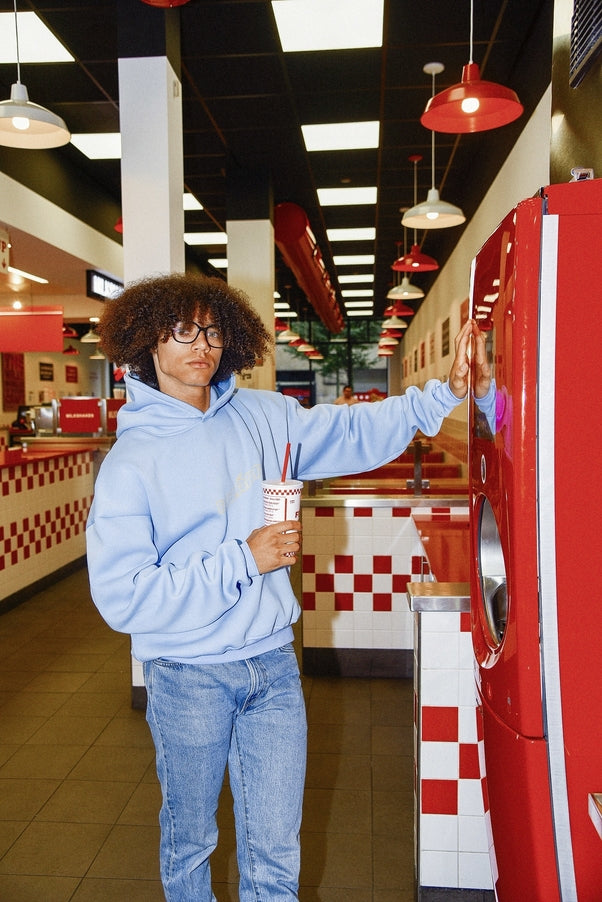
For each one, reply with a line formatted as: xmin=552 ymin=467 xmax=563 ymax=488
xmin=86 ymin=273 xmax=493 ymax=902
xmin=334 ymin=384 xmax=359 ymax=405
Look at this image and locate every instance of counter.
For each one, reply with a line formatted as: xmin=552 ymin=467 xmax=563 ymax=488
xmin=0 ymin=444 xmax=97 ymax=610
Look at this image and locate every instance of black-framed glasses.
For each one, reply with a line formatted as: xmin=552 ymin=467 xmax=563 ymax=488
xmin=171 ymin=322 xmax=224 ymax=348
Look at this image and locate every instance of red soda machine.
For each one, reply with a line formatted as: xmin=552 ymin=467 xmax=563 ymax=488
xmin=468 ymin=177 xmax=602 ymax=901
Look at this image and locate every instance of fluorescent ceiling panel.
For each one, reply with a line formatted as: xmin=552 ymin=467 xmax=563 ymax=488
xmin=339 ymin=273 xmax=374 ymax=284
xmin=318 ymin=187 xmax=377 ymax=206
xmin=184 ymin=233 xmax=228 ymax=246
xmin=346 ymin=309 xmax=374 ymax=316
xmin=0 ymin=12 xmax=74 ymax=63
xmin=344 ymin=300 xmax=374 ymax=308
xmin=183 ymin=193 xmax=203 ymax=211
xmin=334 ymin=254 xmax=375 ymax=265
xmin=302 ymin=121 xmax=379 ymax=151
xmin=272 ymin=0 xmax=384 ymax=51
xmin=342 ymin=290 xmax=374 ymax=298
xmin=327 ymin=227 xmax=376 ymax=241
xmin=71 ymin=133 xmax=121 ymax=159
xmin=208 ymin=258 xmax=227 ymax=268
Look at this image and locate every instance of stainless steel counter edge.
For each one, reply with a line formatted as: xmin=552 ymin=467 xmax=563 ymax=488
xmin=406 ymin=581 xmax=471 ymax=612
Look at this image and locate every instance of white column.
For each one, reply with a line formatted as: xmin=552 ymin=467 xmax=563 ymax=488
xmin=117 ymin=52 xmax=185 ymax=704
xmin=226 ymin=218 xmax=276 ymax=391
xmin=118 ymin=55 xmax=185 ymax=281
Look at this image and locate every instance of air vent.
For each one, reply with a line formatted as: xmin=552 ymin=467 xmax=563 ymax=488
xmin=570 ymin=0 xmax=602 ymax=87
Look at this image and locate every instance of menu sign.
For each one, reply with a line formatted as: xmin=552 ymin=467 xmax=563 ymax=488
xmin=58 ymin=397 xmax=101 ymax=434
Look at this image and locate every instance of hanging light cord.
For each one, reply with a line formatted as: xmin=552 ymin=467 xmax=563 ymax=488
xmin=430 ymin=69 xmax=437 ymax=190
xmin=12 ymin=0 xmax=22 ymax=84
xmin=468 ymin=0 xmax=474 ymax=65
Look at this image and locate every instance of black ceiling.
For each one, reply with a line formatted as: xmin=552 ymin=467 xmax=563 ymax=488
xmin=0 ymin=0 xmax=553 ymax=325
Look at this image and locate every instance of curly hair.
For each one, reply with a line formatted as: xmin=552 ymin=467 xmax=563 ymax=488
xmin=98 ymin=273 xmax=274 ymax=389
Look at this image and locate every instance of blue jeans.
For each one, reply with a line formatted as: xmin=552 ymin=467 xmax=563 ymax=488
xmin=143 ymin=644 xmax=307 ymax=902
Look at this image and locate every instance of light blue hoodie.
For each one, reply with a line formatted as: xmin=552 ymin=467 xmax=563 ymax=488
xmin=86 ymin=373 xmax=494 ymax=664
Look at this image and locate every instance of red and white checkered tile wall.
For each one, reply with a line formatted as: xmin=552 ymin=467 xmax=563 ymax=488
xmin=301 ymin=501 xmax=492 ymax=892
xmin=0 ymin=452 xmax=95 ymax=600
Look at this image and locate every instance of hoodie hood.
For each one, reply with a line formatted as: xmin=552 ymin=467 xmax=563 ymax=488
xmin=117 ymin=372 xmax=237 ymax=438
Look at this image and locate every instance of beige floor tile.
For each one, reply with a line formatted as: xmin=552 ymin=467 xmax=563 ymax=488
xmin=307 ymin=721 xmax=372 ymax=756
xmin=305 ymin=752 xmax=371 ymax=790
xmin=0 ymin=778 xmax=60 ymax=820
xmin=86 ymin=824 xmax=161 ymax=881
xmin=302 ymin=787 xmax=372 ymax=835
xmin=300 ymin=831 xmax=373 ymax=888
xmin=0 ymin=744 xmax=88 ymax=780
xmin=0 ymin=874 xmax=80 ymax=902
xmin=117 ymin=781 xmax=161 ymax=826
xmin=373 ymin=789 xmax=414 ymax=836
xmin=0 ymin=715 xmax=47 ymax=745
xmin=1 ymin=691 xmax=71 ymax=718
xmin=35 ymin=779 xmax=138 ymax=824
xmin=26 ymin=713 xmax=111 ymax=746
xmin=57 ymin=690 xmax=126 ymax=718
xmin=0 ymin=821 xmax=111 ymax=876
xmin=70 ymin=877 xmax=166 ymax=902
xmin=68 ymin=745 xmax=155 ymax=783
xmin=0 ymin=821 xmax=27 ymax=857
xmin=21 ymin=670 xmax=92 ymax=694
xmin=93 ymin=710 xmax=154 ymax=747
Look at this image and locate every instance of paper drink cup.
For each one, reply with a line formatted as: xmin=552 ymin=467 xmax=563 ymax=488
xmin=262 ymin=479 xmax=303 ymax=525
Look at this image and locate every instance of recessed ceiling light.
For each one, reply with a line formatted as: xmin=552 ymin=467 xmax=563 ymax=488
xmin=302 ymin=121 xmax=379 ymax=151
xmin=208 ymin=258 xmax=228 ymax=268
xmin=318 ymin=187 xmax=377 ymax=206
xmin=272 ymin=0 xmax=383 ymax=52
xmin=344 ymin=300 xmax=374 ymax=308
xmin=339 ymin=274 xmax=374 ymax=284
xmin=184 ymin=233 xmax=228 ymax=246
xmin=183 ymin=193 xmax=203 ymax=211
xmin=333 ymin=254 xmax=375 ymax=265
xmin=71 ymin=133 xmax=122 ymax=159
xmin=327 ymin=227 xmax=376 ymax=242
xmin=342 ymin=289 xmax=373 ymax=298
xmin=0 ymin=12 xmax=74 ymax=63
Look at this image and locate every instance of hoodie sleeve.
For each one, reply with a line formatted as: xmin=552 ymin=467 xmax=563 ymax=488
xmin=282 ymin=378 xmax=474 ymax=481
xmin=86 ymin=457 xmax=257 ymax=637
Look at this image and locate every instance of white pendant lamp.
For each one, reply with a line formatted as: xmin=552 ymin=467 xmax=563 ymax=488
xmin=0 ymin=1 xmax=70 ymax=149
xmin=387 ymin=276 xmax=424 ymax=301
xmin=402 ymin=64 xmax=465 ymax=230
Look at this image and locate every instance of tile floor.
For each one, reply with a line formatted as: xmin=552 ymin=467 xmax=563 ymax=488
xmin=0 ymin=566 xmax=416 ymax=902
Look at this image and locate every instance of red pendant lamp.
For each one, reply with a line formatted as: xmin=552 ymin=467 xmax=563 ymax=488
xmin=393 ymin=157 xmax=439 ymax=273
xmin=420 ymin=0 xmax=523 ymax=134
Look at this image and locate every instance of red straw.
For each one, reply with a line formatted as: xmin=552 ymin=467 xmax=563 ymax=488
xmin=281 ymin=442 xmax=291 ymax=482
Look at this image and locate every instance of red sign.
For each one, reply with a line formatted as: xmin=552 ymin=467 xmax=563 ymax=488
xmin=65 ymin=365 xmax=78 ymax=384
xmin=58 ymin=397 xmax=101 ymax=434
xmin=105 ymin=397 xmax=126 ymax=433
xmin=0 ymin=307 xmax=64 ymax=352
